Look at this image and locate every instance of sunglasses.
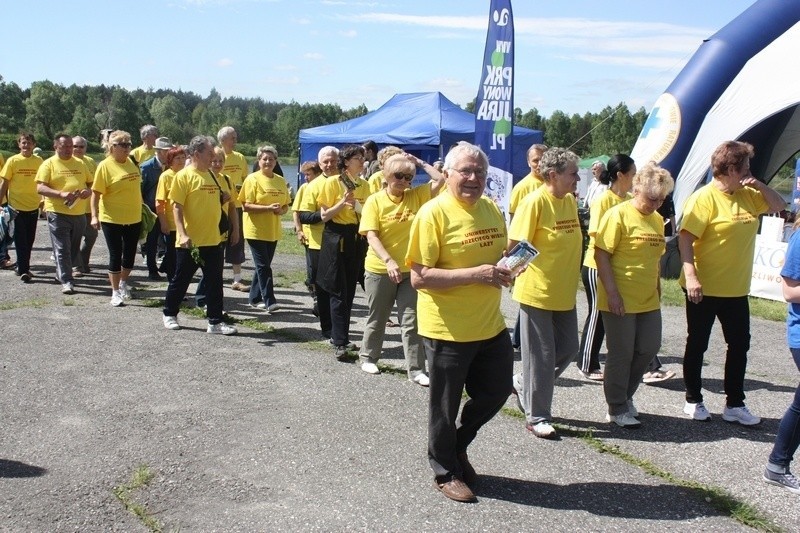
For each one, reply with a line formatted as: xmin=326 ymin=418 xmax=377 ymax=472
xmin=393 ymin=173 xmax=414 ymax=182
xmin=113 ymin=142 xmax=132 ymax=148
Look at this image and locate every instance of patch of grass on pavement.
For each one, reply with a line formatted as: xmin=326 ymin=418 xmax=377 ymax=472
xmin=279 ymin=227 xmax=306 ymax=256
xmin=112 ymin=465 xmax=162 ymax=532
xmin=275 ymin=269 xmax=307 ymax=288
xmin=559 ymin=425 xmax=783 ymax=533
xmin=0 ymin=298 xmax=49 ymax=311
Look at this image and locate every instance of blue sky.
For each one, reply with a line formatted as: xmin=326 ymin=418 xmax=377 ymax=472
xmin=1 ymin=0 xmax=755 ymax=116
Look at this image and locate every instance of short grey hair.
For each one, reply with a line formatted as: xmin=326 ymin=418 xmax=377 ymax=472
xmin=527 ymin=143 xmax=548 ymax=158
xmin=72 ymin=135 xmax=88 ymax=145
xmin=539 ymin=147 xmax=579 ymax=181
xmin=140 ymin=125 xmax=158 ymax=140
xmin=318 ymin=145 xmax=339 ymax=161
xmin=443 ymin=141 xmax=488 ymax=171
xmin=186 ymin=135 xmax=216 ymax=157
xmin=257 ymin=145 xmax=278 ymax=159
xmin=217 ymin=126 xmax=236 ymax=143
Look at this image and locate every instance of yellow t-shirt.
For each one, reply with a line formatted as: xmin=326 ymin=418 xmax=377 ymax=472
xmin=406 ymin=192 xmax=507 ymax=342
xmin=583 ymin=189 xmax=632 ymax=269
xmin=595 ymin=201 xmax=665 ymax=313
xmin=238 ymin=171 xmax=290 ymax=241
xmin=131 ymin=145 xmax=156 ymax=166
xmin=317 ymin=174 xmax=370 ymax=225
xmin=169 ymin=167 xmax=227 ymax=247
xmin=509 ymin=186 xmax=582 ymax=311
xmin=367 ymin=170 xmax=385 ymax=195
xmin=156 ymin=168 xmax=177 ymax=231
xmin=294 ymin=176 xmax=328 ymax=250
xmin=92 ymin=157 xmax=143 ymax=224
xmin=679 ymin=183 xmax=769 ymax=297
xmin=508 ymin=172 xmax=544 ymax=215
xmin=359 ymin=183 xmax=432 ymax=275
xmin=36 ymin=156 xmax=93 ymax=215
xmin=222 ymin=150 xmax=249 ymax=208
xmin=1 ymin=153 xmax=44 ymax=211
xmin=292 ymin=182 xmax=311 ymax=245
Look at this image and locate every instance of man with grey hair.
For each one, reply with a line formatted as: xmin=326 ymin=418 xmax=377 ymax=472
xmin=407 ymin=141 xmax=514 ymax=503
xmin=71 ymin=136 xmax=98 ymax=274
xmin=217 ymin=126 xmax=250 ymax=292
xmin=294 ymin=146 xmax=339 ymax=342
xmin=162 ymin=135 xmax=239 ymax=335
xmin=584 ymin=160 xmax=608 ymax=208
xmin=131 ymin=125 xmax=159 ymax=166
xmin=140 ymin=136 xmax=173 ymax=280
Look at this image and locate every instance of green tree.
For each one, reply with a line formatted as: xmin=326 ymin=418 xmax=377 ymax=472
xmin=150 ymin=95 xmax=191 ymax=143
xmin=543 ymin=110 xmax=571 ymax=148
xmin=25 ymin=80 xmax=71 ymax=140
xmin=0 ymin=80 xmax=28 ymax=134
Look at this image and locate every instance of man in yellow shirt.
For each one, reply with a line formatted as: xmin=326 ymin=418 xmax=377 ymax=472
xmin=218 ymin=126 xmax=250 ymax=291
xmin=130 ymin=125 xmax=158 ymax=166
xmin=162 ymin=135 xmax=239 ymax=336
xmin=406 ymin=142 xmax=514 ymax=503
xmin=0 ymin=133 xmax=44 ymax=279
xmin=71 ymin=136 xmax=98 ymax=275
xmin=35 ymin=134 xmax=93 ymax=294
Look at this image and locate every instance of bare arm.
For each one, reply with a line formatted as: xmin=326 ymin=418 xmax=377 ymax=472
xmin=174 ymin=203 xmax=190 ymax=248
xmin=90 ymin=191 xmax=101 ymax=229
xmin=678 ymin=229 xmax=702 ymax=303
xmin=0 ymin=178 xmax=9 ymax=204
xmin=783 ymin=276 xmax=800 ymax=303
xmin=743 ymin=177 xmax=786 ymax=213
xmin=320 ymin=190 xmax=354 ymax=223
xmin=293 ymin=211 xmax=307 ymax=244
xmin=595 ymin=248 xmax=624 ymax=316
xmin=366 ymin=230 xmax=402 ymax=284
xmin=227 ymin=198 xmax=239 ymax=246
xmin=409 ymin=261 xmax=512 ymax=290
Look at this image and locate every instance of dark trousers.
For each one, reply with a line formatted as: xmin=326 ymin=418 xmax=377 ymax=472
xmin=143 ymin=222 xmax=163 ymax=275
xmin=13 ymin=209 xmax=39 ymax=275
xmin=425 ymin=331 xmax=513 ymax=479
xmin=309 ymin=248 xmax=332 ymax=338
xmin=158 ymin=231 xmax=177 ymax=281
xmin=329 ymin=249 xmax=358 ymax=346
xmin=76 ymin=213 xmax=98 ymax=272
xmin=101 ymin=221 xmax=142 ymax=273
xmin=683 ymin=293 xmax=750 ymax=407
xmin=165 ymin=244 xmax=225 ymax=324
xmin=768 ymin=348 xmax=800 ymax=469
xmin=577 ymin=266 xmax=605 ymax=373
xmin=247 ymin=239 xmax=277 ymax=306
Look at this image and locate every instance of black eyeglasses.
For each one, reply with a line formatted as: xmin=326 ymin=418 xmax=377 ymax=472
xmin=73 ymin=145 xmax=86 ymax=149
xmin=393 ymin=173 xmax=414 ymax=182
xmin=113 ymin=142 xmax=132 ymax=148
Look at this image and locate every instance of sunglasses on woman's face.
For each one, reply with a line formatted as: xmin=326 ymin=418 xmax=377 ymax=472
xmin=393 ymin=172 xmax=414 ymax=182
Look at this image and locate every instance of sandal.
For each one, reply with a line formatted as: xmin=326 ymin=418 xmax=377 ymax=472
xmin=643 ymin=369 xmax=676 ymax=384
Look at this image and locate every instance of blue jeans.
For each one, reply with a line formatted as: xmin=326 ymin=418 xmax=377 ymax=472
xmin=247 ymin=239 xmax=277 ymax=306
xmin=768 ymin=348 xmax=800 ymax=470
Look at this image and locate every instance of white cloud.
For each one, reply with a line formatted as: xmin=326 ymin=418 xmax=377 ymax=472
xmin=274 ymin=64 xmax=299 ymax=71
xmin=340 ymin=29 xmax=357 ymax=38
xmin=295 ymin=18 xmax=312 ymax=25
xmin=304 ymin=52 xmax=324 ymax=60
xmin=216 ymin=58 xmax=234 ymax=67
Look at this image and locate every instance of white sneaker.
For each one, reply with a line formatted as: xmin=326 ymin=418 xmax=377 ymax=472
xmin=118 ymin=282 xmax=131 ymax=300
xmin=267 ymin=303 xmax=281 ymax=314
xmin=361 ymin=362 xmax=380 ymax=375
xmin=163 ymin=315 xmax=180 ymax=330
xmin=250 ymin=302 xmax=266 ymax=310
xmin=110 ymin=290 xmax=124 ymax=307
xmin=627 ymin=399 xmax=639 ymax=418
xmin=606 ymin=412 xmax=642 ymax=428
xmin=722 ymin=405 xmax=761 ymax=426
xmin=412 ymin=374 xmax=430 ymax=387
xmin=683 ymin=402 xmax=712 ymax=421
xmin=61 ymin=282 xmax=75 ymax=295
xmin=207 ymin=322 xmax=237 ymax=335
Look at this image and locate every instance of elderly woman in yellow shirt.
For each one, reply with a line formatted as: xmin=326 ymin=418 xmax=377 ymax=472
xmin=357 ymin=153 xmax=444 ymax=384
xmin=238 ymin=145 xmax=290 ymax=312
xmin=155 ymin=146 xmax=187 ymax=282
xmin=91 ymin=130 xmax=143 ymax=306
xmin=595 ymin=163 xmax=674 ymax=428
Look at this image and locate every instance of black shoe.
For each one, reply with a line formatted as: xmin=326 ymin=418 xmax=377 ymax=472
xmin=20 ymin=272 xmax=32 ymax=283
xmin=148 ymin=271 xmax=163 ymax=281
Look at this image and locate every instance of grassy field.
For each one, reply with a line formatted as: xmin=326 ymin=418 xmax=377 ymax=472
xmin=660 ymin=278 xmax=787 ymax=322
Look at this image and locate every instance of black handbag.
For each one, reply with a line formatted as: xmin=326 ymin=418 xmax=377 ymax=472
xmin=209 ymin=171 xmax=231 ymax=235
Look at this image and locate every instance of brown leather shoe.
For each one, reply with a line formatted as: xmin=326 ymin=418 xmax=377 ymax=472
xmin=434 ymin=476 xmax=476 ymax=503
xmin=457 ymin=452 xmax=478 ymax=486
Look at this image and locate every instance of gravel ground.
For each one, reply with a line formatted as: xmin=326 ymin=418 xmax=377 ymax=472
xmin=0 ymin=220 xmax=797 ymax=532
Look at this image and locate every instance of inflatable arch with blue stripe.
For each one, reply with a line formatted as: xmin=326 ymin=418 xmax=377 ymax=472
xmin=630 ymin=0 xmax=800 ymax=221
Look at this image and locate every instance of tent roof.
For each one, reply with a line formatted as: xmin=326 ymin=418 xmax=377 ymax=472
xmin=299 ymin=91 xmax=534 ymax=147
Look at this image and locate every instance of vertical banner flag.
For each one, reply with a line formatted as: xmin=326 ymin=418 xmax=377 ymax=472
xmin=475 ymin=0 xmax=514 ymax=220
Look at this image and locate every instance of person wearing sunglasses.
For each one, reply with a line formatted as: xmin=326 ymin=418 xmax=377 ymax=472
xmin=91 ymin=130 xmax=144 ymax=306
xmin=357 ymin=153 xmax=444 ymax=385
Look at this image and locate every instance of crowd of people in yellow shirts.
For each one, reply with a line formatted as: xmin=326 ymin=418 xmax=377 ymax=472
xmin=1 ymin=127 xmax=798 ymax=501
